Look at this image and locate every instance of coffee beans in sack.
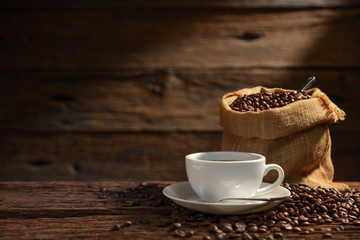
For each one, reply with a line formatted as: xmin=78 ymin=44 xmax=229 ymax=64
xmin=220 ymin=86 xmax=349 ymax=191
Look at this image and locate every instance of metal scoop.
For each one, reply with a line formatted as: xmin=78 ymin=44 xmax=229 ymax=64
xmin=298 ymin=76 xmax=316 ymax=92
xmin=219 ymin=195 xmax=291 ymax=202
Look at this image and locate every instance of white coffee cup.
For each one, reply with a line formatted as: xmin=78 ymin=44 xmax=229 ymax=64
xmin=185 ymin=151 xmax=285 ymax=202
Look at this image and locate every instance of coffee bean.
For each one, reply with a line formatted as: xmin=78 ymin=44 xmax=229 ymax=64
xmin=221 ymin=224 xmax=233 ymax=233
xmin=298 ymin=216 xmax=309 ymax=222
xmin=228 ymin=233 xmax=242 ymax=239
xmin=235 ymin=222 xmax=246 ymax=233
xmin=335 ymin=225 xmax=344 ymax=231
xmin=341 ymin=218 xmax=350 ymax=225
xmin=122 ymin=220 xmax=132 ymax=227
xmin=267 ymin=220 xmax=276 ymax=227
xmin=109 ymin=224 xmax=120 ymax=231
xmin=273 ymin=232 xmax=283 ymax=239
xmin=174 ymin=229 xmax=186 ymax=238
xmin=253 ymin=233 xmax=261 ymax=240
xmin=330 ymin=212 xmax=339 ymax=219
xmin=324 ymin=218 xmax=333 ymax=224
xmin=320 ymin=205 xmax=328 ymax=212
xmin=294 ymin=93 xmax=303 ymax=100
xmin=215 ymin=232 xmax=226 ymax=239
xmin=263 ymin=95 xmax=271 ymax=101
xmin=322 ymin=232 xmax=333 ymax=238
xmin=243 ymin=232 xmax=253 ymax=240
xmin=185 ymin=230 xmax=194 ymax=238
xmin=339 ymin=211 xmax=348 ymax=218
xmin=202 ymin=235 xmax=211 ymax=240
xmin=349 ymin=210 xmax=358 ymax=216
xmin=209 ymin=224 xmax=222 ymax=233
xmin=169 ymin=222 xmax=182 ymax=231
xmin=247 ymin=223 xmax=258 ymax=232
xmin=257 ymin=227 xmax=267 ymax=233
xmin=230 ymin=90 xmax=311 ymax=112
xmin=283 ymin=224 xmax=293 ymax=231
xmin=349 ymin=214 xmax=357 ymax=220
xmin=270 ymin=227 xmax=281 ymax=232
xmin=300 ymin=221 xmax=310 ymax=226
xmin=354 ymin=220 xmax=360 ymax=226
xmin=258 ymin=225 xmax=268 ymax=233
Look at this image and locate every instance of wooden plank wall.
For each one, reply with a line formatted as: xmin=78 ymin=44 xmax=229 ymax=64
xmin=0 ymin=1 xmax=359 ymax=181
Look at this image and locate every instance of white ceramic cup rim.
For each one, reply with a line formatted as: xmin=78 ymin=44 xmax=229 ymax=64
xmin=185 ymin=151 xmax=265 ymax=163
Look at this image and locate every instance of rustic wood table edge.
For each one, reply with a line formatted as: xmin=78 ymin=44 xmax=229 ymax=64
xmin=0 ymin=181 xmax=359 ymax=240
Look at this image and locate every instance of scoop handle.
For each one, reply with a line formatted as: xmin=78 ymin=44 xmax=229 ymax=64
xmin=298 ymin=76 xmax=316 ymax=92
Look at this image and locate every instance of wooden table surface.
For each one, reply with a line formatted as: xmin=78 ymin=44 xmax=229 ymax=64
xmin=1 ymin=181 xmax=359 ymax=240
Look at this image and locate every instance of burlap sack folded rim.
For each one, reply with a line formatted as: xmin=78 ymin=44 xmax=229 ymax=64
xmin=220 ymin=87 xmax=345 ymax=139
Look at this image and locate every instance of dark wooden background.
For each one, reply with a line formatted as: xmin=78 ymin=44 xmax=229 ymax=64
xmin=1 ymin=1 xmax=359 ymax=181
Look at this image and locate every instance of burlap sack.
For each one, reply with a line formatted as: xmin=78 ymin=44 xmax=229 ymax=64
xmin=220 ymin=86 xmax=350 ymax=191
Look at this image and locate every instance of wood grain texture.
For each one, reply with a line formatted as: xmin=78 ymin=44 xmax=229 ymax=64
xmin=1 ymin=3 xmax=360 ymax=184
xmin=0 ymin=181 xmax=359 ymax=240
xmin=1 ymin=0 xmax=360 ymax=9
xmin=0 ymin=131 xmax=358 ymax=181
xmin=0 ymin=132 xmax=221 ymax=181
xmin=1 ymin=69 xmax=359 ymax=132
xmin=1 ymin=9 xmax=360 ymax=69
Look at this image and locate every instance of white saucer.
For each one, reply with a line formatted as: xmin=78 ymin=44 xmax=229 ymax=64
xmin=163 ymin=182 xmax=290 ymax=215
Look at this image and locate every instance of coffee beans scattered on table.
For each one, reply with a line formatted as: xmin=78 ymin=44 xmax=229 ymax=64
xmin=230 ymin=91 xmax=311 ymax=112
xmin=116 ymin=182 xmax=360 ymax=239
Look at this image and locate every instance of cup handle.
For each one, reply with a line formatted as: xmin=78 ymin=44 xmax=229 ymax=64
xmin=256 ymin=164 xmax=285 ymax=195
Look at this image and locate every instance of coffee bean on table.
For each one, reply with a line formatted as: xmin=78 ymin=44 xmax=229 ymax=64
xmin=323 ymin=232 xmax=333 ymax=238
xmin=242 ymin=232 xmax=253 ymax=240
xmin=109 ymin=224 xmax=120 ymax=231
xmin=174 ymin=229 xmax=186 ymax=238
xmin=300 ymin=221 xmax=310 ymax=226
xmin=341 ymin=218 xmax=350 ymax=225
xmin=185 ymin=230 xmax=194 ymax=238
xmin=298 ymin=216 xmax=309 ymax=222
xmin=252 ymin=233 xmax=260 ymax=239
xmin=267 ymin=220 xmax=276 ymax=227
xmin=335 ymin=225 xmax=344 ymax=231
xmin=258 ymin=225 xmax=268 ymax=233
xmin=169 ymin=222 xmax=182 ymax=231
xmin=121 ymin=220 xmax=132 ymax=227
xmin=247 ymin=224 xmax=258 ymax=232
xmin=215 ymin=232 xmax=226 ymax=239
xmin=221 ymin=223 xmax=233 ymax=233
xmin=234 ymin=222 xmax=246 ymax=232
xmin=209 ymin=224 xmax=222 ymax=233
xmin=228 ymin=233 xmax=242 ymax=239
xmin=320 ymin=227 xmax=332 ymax=232
xmin=267 ymin=234 xmax=275 ymax=240
xmin=354 ymin=220 xmax=360 ymax=226
xmin=273 ymin=232 xmax=283 ymax=239
xmin=283 ymin=224 xmax=293 ymax=231
xmin=270 ymin=227 xmax=281 ymax=232
xmin=117 ymin=182 xmax=360 ymax=239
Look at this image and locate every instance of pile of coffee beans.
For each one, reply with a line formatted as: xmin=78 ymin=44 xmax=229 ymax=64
xmin=230 ymin=91 xmax=311 ymax=112
xmin=116 ymin=183 xmax=360 ymax=239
